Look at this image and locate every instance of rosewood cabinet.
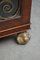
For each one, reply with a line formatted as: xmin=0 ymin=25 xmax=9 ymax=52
xmin=0 ymin=0 xmax=32 ymax=44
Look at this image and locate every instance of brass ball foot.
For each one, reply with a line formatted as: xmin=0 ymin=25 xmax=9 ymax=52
xmin=17 ymin=32 xmax=30 ymax=45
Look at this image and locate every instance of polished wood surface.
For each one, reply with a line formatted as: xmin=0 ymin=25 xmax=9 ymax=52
xmin=0 ymin=0 xmax=32 ymax=38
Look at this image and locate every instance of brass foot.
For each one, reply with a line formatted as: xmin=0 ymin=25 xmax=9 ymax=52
xmin=17 ymin=32 xmax=30 ymax=45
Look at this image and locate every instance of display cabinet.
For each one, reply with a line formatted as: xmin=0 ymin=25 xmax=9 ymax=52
xmin=0 ymin=0 xmax=32 ymax=44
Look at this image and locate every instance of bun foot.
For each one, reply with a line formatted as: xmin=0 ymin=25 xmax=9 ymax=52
xmin=17 ymin=32 xmax=30 ymax=45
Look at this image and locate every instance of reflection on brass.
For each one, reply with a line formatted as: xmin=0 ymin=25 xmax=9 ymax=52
xmin=17 ymin=32 xmax=30 ymax=45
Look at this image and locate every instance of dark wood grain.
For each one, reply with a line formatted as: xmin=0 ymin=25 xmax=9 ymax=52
xmin=0 ymin=0 xmax=32 ymax=38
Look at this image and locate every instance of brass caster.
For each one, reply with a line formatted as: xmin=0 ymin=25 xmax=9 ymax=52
xmin=17 ymin=32 xmax=30 ymax=45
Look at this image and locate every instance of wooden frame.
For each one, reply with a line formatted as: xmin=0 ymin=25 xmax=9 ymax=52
xmin=0 ymin=0 xmax=32 ymax=38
